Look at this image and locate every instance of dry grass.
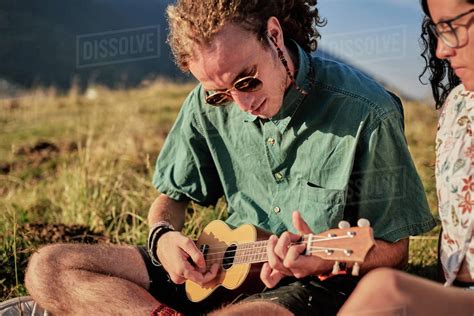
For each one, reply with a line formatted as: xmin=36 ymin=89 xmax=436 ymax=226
xmin=404 ymin=100 xmax=439 ymax=216
xmin=0 ymin=82 xmax=441 ymax=300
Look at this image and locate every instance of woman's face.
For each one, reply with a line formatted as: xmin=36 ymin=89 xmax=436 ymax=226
xmin=428 ymin=0 xmax=474 ymax=90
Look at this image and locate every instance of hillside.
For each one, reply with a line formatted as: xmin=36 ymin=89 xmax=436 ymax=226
xmin=0 ymin=0 xmax=182 ymax=90
xmin=1 ymin=0 xmax=389 ymax=97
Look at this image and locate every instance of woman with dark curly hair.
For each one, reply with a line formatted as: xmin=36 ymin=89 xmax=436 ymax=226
xmin=339 ymin=0 xmax=474 ymax=315
xmin=20 ymin=0 xmax=437 ymax=315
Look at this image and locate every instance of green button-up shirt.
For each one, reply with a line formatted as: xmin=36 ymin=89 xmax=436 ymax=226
xmin=153 ymin=42 xmax=436 ymax=242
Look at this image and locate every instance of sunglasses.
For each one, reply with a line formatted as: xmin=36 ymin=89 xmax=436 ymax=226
xmin=204 ymin=33 xmax=307 ymax=106
xmin=205 ymin=70 xmax=263 ymax=106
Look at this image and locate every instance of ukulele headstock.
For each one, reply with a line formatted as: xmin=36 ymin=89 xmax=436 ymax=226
xmin=305 ymin=219 xmax=375 ymax=264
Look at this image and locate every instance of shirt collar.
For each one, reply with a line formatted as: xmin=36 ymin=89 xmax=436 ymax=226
xmin=243 ymin=40 xmax=314 ymax=133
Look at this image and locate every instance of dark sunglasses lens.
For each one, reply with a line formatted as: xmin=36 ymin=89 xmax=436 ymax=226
xmin=234 ymin=77 xmax=262 ymax=92
xmin=206 ymin=93 xmax=231 ymax=106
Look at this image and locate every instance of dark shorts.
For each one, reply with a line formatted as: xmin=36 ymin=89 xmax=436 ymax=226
xmin=138 ymin=247 xmax=359 ymax=315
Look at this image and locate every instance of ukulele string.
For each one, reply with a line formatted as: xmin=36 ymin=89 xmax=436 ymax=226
xmin=200 ymin=235 xmax=353 ymax=259
xmin=197 ymin=233 xmax=353 ymax=254
xmin=199 ymin=240 xmax=305 ymax=260
xmin=201 ymin=238 xmax=354 ymax=265
xmin=197 ymin=234 xmax=345 ymax=253
xmin=202 ymin=246 xmax=354 ymax=266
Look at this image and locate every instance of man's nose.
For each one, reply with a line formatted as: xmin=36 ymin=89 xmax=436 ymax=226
xmin=231 ymin=90 xmax=257 ymax=112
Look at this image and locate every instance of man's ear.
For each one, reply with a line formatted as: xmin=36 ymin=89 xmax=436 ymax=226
xmin=266 ymin=16 xmax=284 ymax=47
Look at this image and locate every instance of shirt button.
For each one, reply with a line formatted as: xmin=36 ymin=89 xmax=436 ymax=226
xmin=275 ymin=172 xmax=284 ymax=180
xmin=267 ymin=138 xmax=276 ymax=145
xmin=274 ymin=207 xmax=281 ymax=214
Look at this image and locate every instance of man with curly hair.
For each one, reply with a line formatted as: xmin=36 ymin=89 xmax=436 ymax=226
xmin=24 ymin=0 xmax=436 ymax=315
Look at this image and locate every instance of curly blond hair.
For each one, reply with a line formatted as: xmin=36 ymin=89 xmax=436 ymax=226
xmin=167 ymin=0 xmax=326 ymax=71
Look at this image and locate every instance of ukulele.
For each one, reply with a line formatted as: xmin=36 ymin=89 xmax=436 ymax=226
xmin=185 ymin=219 xmax=375 ymax=303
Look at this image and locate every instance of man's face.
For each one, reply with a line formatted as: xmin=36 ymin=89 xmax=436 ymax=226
xmin=188 ymin=23 xmax=289 ymax=119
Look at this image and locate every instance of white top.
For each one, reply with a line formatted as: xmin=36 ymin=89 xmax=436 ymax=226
xmin=436 ymin=84 xmax=474 ymax=285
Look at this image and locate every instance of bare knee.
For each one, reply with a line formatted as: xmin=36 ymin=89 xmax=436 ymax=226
xmin=357 ymin=268 xmax=406 ymax=297
xmin=26 ymin=244 xmax=63 ymax=290
xmin=339 ymin=268 xmax=410 ymax=315
xmin=27 ymin=244 xmax=88 ymax=307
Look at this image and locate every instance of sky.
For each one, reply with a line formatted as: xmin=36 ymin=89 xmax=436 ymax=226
xmin=317 ymin=0 xmax=432 ymax=101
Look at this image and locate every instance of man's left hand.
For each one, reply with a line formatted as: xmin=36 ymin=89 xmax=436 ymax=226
xmin=260 ymin=211 xmax=332 ymax=288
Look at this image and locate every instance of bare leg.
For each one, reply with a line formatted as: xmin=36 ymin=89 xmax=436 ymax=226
xmin=210 ymin=301 xmax=293 ymax=316
xmin=338 ymin=268 xmax=474 ymax=316
xmin=25 ymin=243 xmax=158 ymax=316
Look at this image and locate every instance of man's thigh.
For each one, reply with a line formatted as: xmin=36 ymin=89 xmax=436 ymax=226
xmin=29 ymin=243 xmax=150 ymax=289
xmin=238 ymin=275 xmax=359 ymax=316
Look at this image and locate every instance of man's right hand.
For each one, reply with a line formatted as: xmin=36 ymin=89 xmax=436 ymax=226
xmin=157 ymin=231 xmax=219 ymax=285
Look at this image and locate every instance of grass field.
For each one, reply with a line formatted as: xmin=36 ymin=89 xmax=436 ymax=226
xmin=0 ymin=81 xmax=440 ymax=301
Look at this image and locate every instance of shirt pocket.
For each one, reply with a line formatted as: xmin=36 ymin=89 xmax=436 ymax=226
xmin=299 ymin=182 xmax=346 ymax=233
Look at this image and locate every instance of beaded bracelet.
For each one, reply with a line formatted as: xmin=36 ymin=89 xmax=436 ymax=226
xmin=147 ymin=221 xmax=175 ymax=267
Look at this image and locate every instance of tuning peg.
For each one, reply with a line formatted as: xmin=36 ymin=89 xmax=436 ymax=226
xmin=357 ymin=218 xmax=370 ymax=228
xmin=332 ymin=261 xmax=340 ymax=274
xmin=352 ymin=263 xmax=360 ymax=276
xmin=338 ymin=220 xmax=350 ymax=229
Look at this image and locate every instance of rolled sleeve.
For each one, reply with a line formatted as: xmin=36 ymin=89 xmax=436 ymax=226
xmin=152 ymin=90 xmax=223 ymax=206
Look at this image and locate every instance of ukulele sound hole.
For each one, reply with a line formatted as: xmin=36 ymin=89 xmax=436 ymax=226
xmin=222 ymin=244 xmax=237 ymax=270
